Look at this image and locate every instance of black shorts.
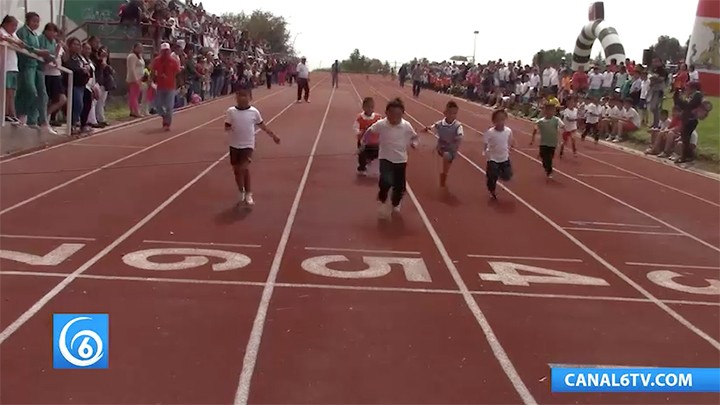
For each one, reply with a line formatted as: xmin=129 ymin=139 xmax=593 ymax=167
xmin=229 ymin=147 xmax=253 ymax=166
xmin=45 ymin=75 xmax=65 ymax=102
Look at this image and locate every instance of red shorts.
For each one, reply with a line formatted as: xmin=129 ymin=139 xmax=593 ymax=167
xmin=562 ymin=131 xmax=575 ymax=142
xmin=622 ymin=122 xmax=638 ymax=132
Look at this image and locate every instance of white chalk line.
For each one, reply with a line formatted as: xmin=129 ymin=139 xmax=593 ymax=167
xmin=0 ymin=234 xmax=96 ymax=241
xmin=142 ymin=240 xmax=262 ymax=249
xmin=0 ymin=94 xmax=305 ymax=346
xmin=576 ymin=174 xmax=637 ymax=179
xmin=568 ymin=221 xmax=661 ymax=229
xmin=625 ymin=262 xmax=720 ymax=271
xmin=304 ymin=246 xmax=421 ymax=255
xmin=0 ymin=90 xmax=286 ymax=217
xmin=69 ymin=143 xmax=146 ymax=149
xmin=234 ymin=84 xmax=335 ymax=405
xmin=2 ymin=270 xmax=718 ymax=307
xmin=563 ymin=227 xmax=685 ymax=236
xmin=371 ymin=83 xmax=720 ymax=351
xmin=467 ymin=254 xmax=583 ymax=263
xmin=364 ymin=80 xmax=536 ymax=404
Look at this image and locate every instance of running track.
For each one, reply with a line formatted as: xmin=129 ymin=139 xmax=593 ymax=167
xmin=0 ymin=73 xmax=718 ymax=404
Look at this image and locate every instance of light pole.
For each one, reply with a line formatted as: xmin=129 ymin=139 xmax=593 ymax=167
xmin=472 ymin=30 xmax=479 ymax=65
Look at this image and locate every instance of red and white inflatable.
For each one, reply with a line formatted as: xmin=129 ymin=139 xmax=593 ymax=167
xmin=687 ymin=0 xmax=720 ymax=96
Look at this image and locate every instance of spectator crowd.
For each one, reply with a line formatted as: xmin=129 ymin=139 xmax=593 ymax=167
xmin=398 ymin=55 xmax=708 ymax=164
xmin=2 ymin=0 xmax=300 ymax=136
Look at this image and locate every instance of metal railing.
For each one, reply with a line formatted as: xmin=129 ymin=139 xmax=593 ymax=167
xmin=1 ymin=41 xmax=73 ymax=136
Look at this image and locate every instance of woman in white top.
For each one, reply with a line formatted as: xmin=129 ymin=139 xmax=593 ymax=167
xmin=0 ymin=15 xmax=23 ymax=124
xmin=483 ymin=109 xmax=516 ymax=200
xmin=126 ymin=42 xmax=146 ymax=117
xmin=40 ymin=23 xmax=65 ymax=130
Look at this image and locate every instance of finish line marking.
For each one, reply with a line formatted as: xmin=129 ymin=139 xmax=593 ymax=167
xmin=142 ymin=240 xmax=262 ymax=248
xmin=467 ymin=254 xmax=583 ymax=263
xmin=563 ymin=227 xmax=684 ymax=236
xmin=568 ymin=221 xmax=662 ymax=229
xmin=304 ymin=246 xmax=422 ymax=255
xmin=2 ymin=270 xmax=718 ymax=307
xmin=0 ymin=234 xmax=96 ymax=241
xmin=625 ymin=262 xmax=720 ymax=271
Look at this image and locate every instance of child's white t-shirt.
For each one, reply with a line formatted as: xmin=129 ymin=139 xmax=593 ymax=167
xmin=585 ymin=103 xmax=600 ymax=124
xmin=225 ymin=106 xmax=263 ymax=149
xmin=659 ymin=118 xmax=671 ymax=131
xmin=483 ymin=126 xmax=514 ymax=163
xmin=608 ymin=106 xmax=622 ymax=119
xmin=589 ymin=72 xmax=603 ymax=89
xmin=622 ymin=107 xmax=641 ymax=128
xmin=562 ymin=108 xmax=578 ymax=132
xmin=640 ymin=79 xmax=650 ymax=100
xmin=366 ymin=118 xmax=418 ymax=164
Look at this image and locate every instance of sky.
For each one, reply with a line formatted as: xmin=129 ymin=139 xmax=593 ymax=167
xmin=200 ymin=0 xmax=699 ymax=69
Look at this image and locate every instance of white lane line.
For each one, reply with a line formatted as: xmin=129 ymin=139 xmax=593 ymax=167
xmin=625 ymin=262 xmax=720 ymax=271
xmin=568 ymin=221 xmax=661 ymax=229
xmin=576 ymin=174 xmax=636 ymax=179
xmin=234 ymin=86 xmax=335 ymax=405
xmin=382 ymin=82 xmax=720 ymax=253
xmin=304 ymin=246 xmax=421 ymax=255
xmin=3 ymin=270 xmax=718 ymax=307
xmin=467 ymin=254 xmax=582 ymax=263
xmin=69 ymin=143 xmax=146 ymax=149
xmin=578 ymin=151 xmax=720 ymax=208
xmin=0 ymin=234 xmax=96 ymax=241
xmin=143 ymin=240 xmax=262 ymax=248
xmin=0 ymin=98 xmax=302 ymax=346
xmin=0 ymin=90 xmax=285 ymax=217
xmin=372 ymin=84 xmax=720 ymax=351
xmin=362 ymin=80 xmax=536 ymax=404
xmin=563 ymin=227 xmax=684 ymax=236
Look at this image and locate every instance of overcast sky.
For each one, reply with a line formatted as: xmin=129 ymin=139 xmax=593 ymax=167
xmin=200 ymin=0 xmax=698 ymax=69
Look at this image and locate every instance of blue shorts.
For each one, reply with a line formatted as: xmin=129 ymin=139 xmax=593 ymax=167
xmin=437 ymin=147 xmax=457 ymax=161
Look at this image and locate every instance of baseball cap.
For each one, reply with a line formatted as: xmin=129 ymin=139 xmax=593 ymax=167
xmin=160 ymin=42 xmax=171 ymax=50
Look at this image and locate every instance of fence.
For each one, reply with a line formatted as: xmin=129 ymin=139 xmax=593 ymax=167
xmin=1 ymin=41 xmax=73 ymax=135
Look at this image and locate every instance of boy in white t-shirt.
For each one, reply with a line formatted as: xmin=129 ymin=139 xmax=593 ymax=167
xmin=582 ymin=96 xmax=601 ymax=143
xmin=600 ymin=98 xmax=622 ymax=140
xmin=361 ymin=97 xmax=419 ymax=219
xmin=639 ymin=71 xmax=650 ymax=126
xmin=612 ymin=98 xmax=640 ymax=142
xmin=559 ymin=97 xmax=578 ymax=157
xmin=483 ymin=109 xmax=516 ymax=200
xmin=224 ymin=88 xmax=280 ymax=206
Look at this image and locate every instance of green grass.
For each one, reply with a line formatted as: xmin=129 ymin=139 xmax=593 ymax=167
xmin=104 ymin=96 xmax=131 ymax=122
xmin=627 ymin=96 xmax=720 ymax=165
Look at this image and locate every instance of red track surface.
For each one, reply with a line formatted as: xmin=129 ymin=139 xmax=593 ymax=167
xmin=1 ymin=74 xmax=718 ymax=404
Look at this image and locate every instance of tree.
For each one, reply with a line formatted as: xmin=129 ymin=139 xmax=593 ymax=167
xmin=533 ymin=48 xmax=572 ymax=67
xmin=336 ymin=49 xmax=388 ymax=73
xmin=592 ymin=53 xmax=605 ymax=68
xmin=222 ymin=10 xmax=291 ymax=54
xmin=648 ymin=35 xmax=685 ymax=64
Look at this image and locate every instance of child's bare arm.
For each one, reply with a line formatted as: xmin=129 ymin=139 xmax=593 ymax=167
xmin=257 ymin=122 xmax=280 ymax=143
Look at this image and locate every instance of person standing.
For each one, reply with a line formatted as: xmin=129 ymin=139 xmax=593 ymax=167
xmin=151 ymin=42 xmax=181 ymax=130
xmin=331 ymin=59 xmax=339 ymax=88
xmin=296 ymin=56 xmax=310 ymax=103
xmin=411 ymin=63 xmax=423 ymax=97
xmin=672 ymin=81 xmax=704 ymax=164
xmin=15 ymin=12 xmax=50 ymax=129
xmin=126 ymin=42 xmax=145 ymax=117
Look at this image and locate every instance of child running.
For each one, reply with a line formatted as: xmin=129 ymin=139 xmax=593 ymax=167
xmin=360 ymin=97 xmax=419 ymax=219
xmin=353 ymin=97 xmax=383 ymax=176
xmin=482 ymin=109 xmax=516 ymax=200
xmin=423 ymin=100 xmax=464 ymax=189
xmin=559 ymin=96 xmax=578 ymax=157
xmin=224 ymin=88 xmax=280 ymax=206
xmin=530 ymin=102 xmax=564 ymax=179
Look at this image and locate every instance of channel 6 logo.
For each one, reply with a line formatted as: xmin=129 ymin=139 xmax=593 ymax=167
xmin=52 ymin=314 xmax=109 ymax=369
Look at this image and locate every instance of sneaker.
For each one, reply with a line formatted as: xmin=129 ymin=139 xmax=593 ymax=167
xmin=357 ymin=169 xmax=367 ymax=176
xmin=296 ymin=100 xmax=302 ymax=103
xmin=378 ymin=202 xmax=391 ymax=219
xmin=612 ymin=138 xmax=621 ymax=143
xmin=245 ymin=193 xmax=255 ymax=206
xmin=392 ymin=204 xmax=401 ymax=213
xmin=43 ymin=125 xmax=58 ymax=135
xmin=239 ymin=191 xmax=246 ymax=203
xmin=490 ymin=191 xmax=498 ymax=200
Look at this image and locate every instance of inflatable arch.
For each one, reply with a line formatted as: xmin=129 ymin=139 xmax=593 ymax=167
xmin=571 ymin=19 xmax=626 ymax=71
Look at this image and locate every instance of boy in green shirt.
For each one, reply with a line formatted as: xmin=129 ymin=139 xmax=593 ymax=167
xmin=530 ymin=103 xmax=564 ymax=179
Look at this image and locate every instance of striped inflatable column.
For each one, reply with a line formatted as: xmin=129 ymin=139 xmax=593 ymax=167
xmin=571 ymin=20 xmax=626 ymax=71
xmin=687 ymin=0 xmax=720 ymax=96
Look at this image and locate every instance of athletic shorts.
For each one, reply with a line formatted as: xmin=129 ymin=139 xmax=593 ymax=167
xmin=622 ymin=122 xmax=638 ymax=133
xmin=229 ymin=146 xmax=253 ymax=166
xmin=437 ymin=146 xmax=457 ymax=161
xmin=5 ymin=71 xmax=18 ymax=90
xmin=562 ymin=131 xmax=576 ymax=142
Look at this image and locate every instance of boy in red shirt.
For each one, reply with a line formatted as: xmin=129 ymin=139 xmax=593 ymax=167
xmin=151 ymin=42 xmax=181 ymax=130
xmin=354 ymin=97 xmax=383 ymax=176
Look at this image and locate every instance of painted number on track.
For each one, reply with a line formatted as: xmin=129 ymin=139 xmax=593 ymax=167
xmin=122 ymin=248 xmax=251 ymax=272
xmin=479 ymin=262 xmax=610 ymax=286
xmin=647 ymin=270 xmax=720 ymax=296
xmin=301 ymin=255 xmax=432 ymax=282
xmin=0 ymin=243 xmax=85 ymax=266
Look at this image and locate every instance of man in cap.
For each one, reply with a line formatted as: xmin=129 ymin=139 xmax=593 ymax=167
xmin=296 ymin=56 xmax=310 ymax=103
xmin=150 ymin=42 xmax=181 ymax=130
